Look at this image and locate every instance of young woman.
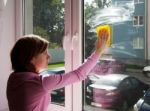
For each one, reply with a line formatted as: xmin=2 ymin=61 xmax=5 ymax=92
xmin=7 ymin=30 xmax=108 ymax=111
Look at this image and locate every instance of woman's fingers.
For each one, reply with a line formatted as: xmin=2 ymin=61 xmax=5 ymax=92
xmin=95 ymin=29 xmax=109 ymax=54
xmin=98 ymin=29 xmax=109 ymax=45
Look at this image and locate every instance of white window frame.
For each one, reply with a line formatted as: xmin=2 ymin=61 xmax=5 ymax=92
xmin=15 ymin=0 xmax=24 ymax=38
xmin=22 ymin=0 xmax=73 ymax=111
xmin=71 ymin=0 xmax=82 ymax=111
xmin=134 ymin=0 xmax=144 ymax=4
xmin=133 ymin=15 xmax=144 ymax=27
xmin=133 ymin=37 xmax=144 ymax=49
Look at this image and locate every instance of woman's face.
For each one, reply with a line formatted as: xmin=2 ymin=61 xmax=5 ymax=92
xmin=31 ymin=48 xmax=51 ymax=73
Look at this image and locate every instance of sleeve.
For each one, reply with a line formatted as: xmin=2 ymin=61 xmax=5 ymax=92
xmin=42 ymin=52 xmax=99 ymax=91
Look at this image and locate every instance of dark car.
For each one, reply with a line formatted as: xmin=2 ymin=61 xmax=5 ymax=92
xmin=85 ymin=74 xmax=149 ymax=111
xmin=41 ymin=67 xmax=65 ymax=105
xmin=143 ymin=66 xmax=150 ymax=78
xmin=134 ymin=88 xmax=150 ymax=111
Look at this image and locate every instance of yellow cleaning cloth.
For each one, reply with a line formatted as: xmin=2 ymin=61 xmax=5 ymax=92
xmin=96 ymin=25 xmax=112 ymax=47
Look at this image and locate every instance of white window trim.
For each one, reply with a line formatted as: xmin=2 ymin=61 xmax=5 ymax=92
xmin=24 ymin=0 xmax=33 ymax=34
xmin=133 ymin=37 xmax=144 ymax=49
xmin=23 ymin=0 xmax=73 ymax=111
xmin=15 ymin=0 xmax=24 ymax=38
xmin=134 ymin=0 xmax=144 ymax=4
xmin=72 ymin=0 xmax=82 ymax=110
xmin=133 ymin=15 xmax=144 ymax=27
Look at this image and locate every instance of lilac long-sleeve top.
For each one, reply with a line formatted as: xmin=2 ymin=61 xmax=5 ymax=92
xmin=6 ymin=52 xmax=99 ymax=111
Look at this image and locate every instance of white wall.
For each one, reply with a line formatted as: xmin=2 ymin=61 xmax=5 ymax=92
xmin=0 ymin=0 xmax=15 ymax=110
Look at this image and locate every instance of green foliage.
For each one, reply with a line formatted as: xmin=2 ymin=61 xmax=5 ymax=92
xmin=48 ymin=62 xmax=64 ymax=69
xmin=49 ymin=42 xmax=60 ymax=49
xmin=84 ymin=1 xmax=98 ymax=57
xmin=125 ymin=64 xmax=144 ymax=70
xmin=94 ymin=0 xmax=112 ymax=8
xmin=33 ymin=0 xmax=64 ymax=48
xmin=33 ymin=26 xmax=60 ymax=48
xmin=33 ymin=26 xmax=49 ymax=40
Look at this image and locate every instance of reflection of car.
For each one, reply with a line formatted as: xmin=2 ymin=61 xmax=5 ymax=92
xmin=134 ymin=88 xmax=150 ymax=111
xmin=41 ymin=67 xmax=65 ymax=104
xmin=85 ymin=74 xmax=149 ymax=111
xmin=90 ymin=59 xmax=125 ymax=75
xmin=51 ymin=87 xmax=65 ymax=104
xmin=143 ymin=66 xmax=150 ymax=78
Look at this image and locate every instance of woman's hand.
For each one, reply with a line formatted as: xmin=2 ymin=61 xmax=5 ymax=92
xmin=95 ymin=29 xmax=109 ymax=56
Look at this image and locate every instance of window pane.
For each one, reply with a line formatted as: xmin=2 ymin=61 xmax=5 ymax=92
xmin=133 ymin=16 xmax=139 ymax=25
xmin=83 ymin=0 xmax=147 ymax=110
xmin=24 ymin=0 xmax=65 ymax=106
xmin=139 ymin=16 xmax=144 ymax=25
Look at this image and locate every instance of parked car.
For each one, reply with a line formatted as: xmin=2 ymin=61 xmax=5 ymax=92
xmin=90 ymin=59 xmax=125 ymax=75
xmin=134 ymin=88 xmax=150 ymax=111
xmin=41 ymin=67 xmax=65 ymax=104
xmin=143 ymin=66 xmax=150 ymax=78
xmin=85 ymin=74 xmax=149 ymax=111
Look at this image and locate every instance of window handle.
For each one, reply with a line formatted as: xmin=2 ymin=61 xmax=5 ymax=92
xmin=72 ymin=33 xmax=79 ymax=51
xmin=63 ymin=34 xmax=72 ymax=51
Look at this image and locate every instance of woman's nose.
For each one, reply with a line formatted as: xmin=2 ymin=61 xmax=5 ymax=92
xmin=47 ymin=53 xmax=51 ymax=59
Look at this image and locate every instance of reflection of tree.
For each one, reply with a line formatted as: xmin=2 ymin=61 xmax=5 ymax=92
xmin=33 ymin=0 xmax=64 ymax=48
xmin=84 ymin=0 xmax=112 ymax=58
xmin=95 ymin=0 xmax=112 ymax=8
xmin=84 ymin=3 xmax=97 ymax=58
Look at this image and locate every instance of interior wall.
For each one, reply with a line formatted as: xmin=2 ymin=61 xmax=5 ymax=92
xmin=0 ymin=0 xmax=15 ymax=110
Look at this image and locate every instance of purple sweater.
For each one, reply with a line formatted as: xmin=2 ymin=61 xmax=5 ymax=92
xmin=7 ymin=52 xmax=99 ymax=111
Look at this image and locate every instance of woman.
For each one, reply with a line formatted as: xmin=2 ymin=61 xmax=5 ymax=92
xmin=7 ymin=30 xmax=108 ymax=111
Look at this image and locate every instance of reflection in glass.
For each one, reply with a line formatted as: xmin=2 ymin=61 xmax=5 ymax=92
xmin=133 ymin=16 xmax=139 ymax=25
xmin=139 ymin=16 xmax=143 ymax=25
xmin=133 ymin=16 xmax=143 ymax=26
xmin=83 ymin=0 xmax=147 ymax=111
xmin=88 ymin=1 xmax=134 ymax=28
xmin=84 ymin=0 xmax=146 ymax=59
xmin=134 ymin=0 xmax=144 ymax=4
xmin=133 ymin=37 xmax=144 ymax=49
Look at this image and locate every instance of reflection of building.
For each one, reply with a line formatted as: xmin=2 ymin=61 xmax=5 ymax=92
xmin=110 ymin=0 xmax=146 ymax=59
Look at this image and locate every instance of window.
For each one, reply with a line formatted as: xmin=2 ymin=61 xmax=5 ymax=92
xmin=130 ymin=78 xmax=139 ymax=87
xmin=23 ymin=0 xmax=148 ymax=110
xmin=84 ymin=0 xmax=146 ymax=60
xmin=134 ymin=0 xmax=144 ymax=4
xmin=83 ymin=0 xmax=147 ymax=110
xmin=24 ymin=0 xmax=65 ymax=106
xmin=133 ymin=37 xmax=144 ymax=49
xmin=133 ymin=16 xmax=144 ymax=26
xmin=120 ymin=79 xmax=132 ymax=89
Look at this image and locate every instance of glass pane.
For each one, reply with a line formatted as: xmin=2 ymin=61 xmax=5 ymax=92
xmin=24 ymin=0 xmax=65 ymax=106
xmin=133 ymin=16 xmax=139 ymax=25
xmin=83 ymin=0 xmax=147 ymax=111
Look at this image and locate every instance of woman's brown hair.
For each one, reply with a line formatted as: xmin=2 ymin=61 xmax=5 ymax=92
xmin=10 ymin=34 xmax=49 ymax=73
